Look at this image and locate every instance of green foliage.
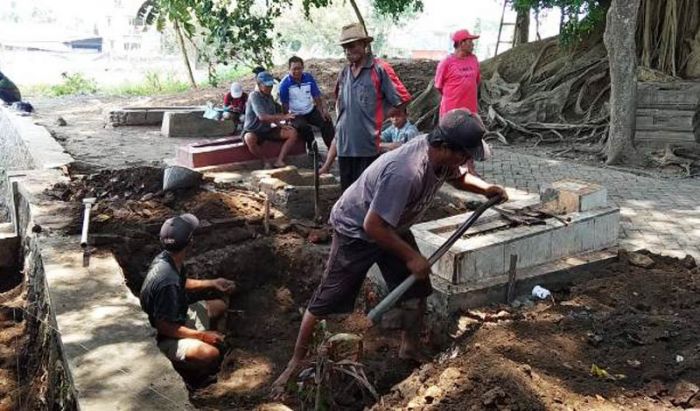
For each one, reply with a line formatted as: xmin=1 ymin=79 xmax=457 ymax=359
xmin=49 ymin=73 xmax=98 ymax=96
xmin=138 ymin=0 xmax=421 ymax=70
xmin=370 ymin=0 xmax=423 ymax=21
xmin=512 ymin=0 xmax=608 ymax=46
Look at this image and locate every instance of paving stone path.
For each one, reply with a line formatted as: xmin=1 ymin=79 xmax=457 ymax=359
xmin=476 ymin=149 xmax=700 ymax=259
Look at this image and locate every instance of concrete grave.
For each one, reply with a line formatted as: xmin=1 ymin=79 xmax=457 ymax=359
xmin=175 ymin=137 xmax=308 ymax=170
xmin=162 ymin=110 xmax=235 ymax=138
xmin=107 ymin=106 xmax=203 ymax=127
xmin=251 ymin=166 xmax=341 ymax=220
xmin=411 ymin=180 xmax=620 ymax=316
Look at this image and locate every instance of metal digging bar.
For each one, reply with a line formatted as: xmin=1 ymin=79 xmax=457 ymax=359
xmin=367 ymin=195 xmax=503 ymax=324
xmin=311 ymin=140 xmax=321 ymax=223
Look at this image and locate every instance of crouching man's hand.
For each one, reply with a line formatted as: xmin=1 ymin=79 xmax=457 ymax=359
xmin=485 ymin=185 xmax=508 ymax=203
xmin=212 ymin=278 xmax=236 ymax=294
xmin=199 ymin=330 xmax=225 ymax=346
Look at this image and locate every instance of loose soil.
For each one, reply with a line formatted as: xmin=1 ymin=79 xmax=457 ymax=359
xmin=373 ymin=251 xmax=700 ymax=411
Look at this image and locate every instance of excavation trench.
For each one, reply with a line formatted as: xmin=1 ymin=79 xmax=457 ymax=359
xmin=48 ymin=166 xmax=458 ymax=409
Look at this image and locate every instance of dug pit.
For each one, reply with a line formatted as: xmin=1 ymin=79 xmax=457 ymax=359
xmin=49 ymin=166 xmax=441 ymax=409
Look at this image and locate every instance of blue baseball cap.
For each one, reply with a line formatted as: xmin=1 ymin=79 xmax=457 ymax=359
xmin=256 ymin=71 xmax=275 ymax=87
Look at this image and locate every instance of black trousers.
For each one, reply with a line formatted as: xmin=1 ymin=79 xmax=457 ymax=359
xmin=338 ymin=155 xmax=379 ymax=191
xmin=291 ymin=107 xmax=335 ymax=149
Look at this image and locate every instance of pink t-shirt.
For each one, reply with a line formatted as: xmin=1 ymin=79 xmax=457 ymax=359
xmin=434 ymin=54 xmax=480 ymax=118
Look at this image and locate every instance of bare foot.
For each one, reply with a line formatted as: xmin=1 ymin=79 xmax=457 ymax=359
xmin=273 ymin=161 xmax=286 ymax=168
xmin=270 ymin=360 xmax=299 ymax=400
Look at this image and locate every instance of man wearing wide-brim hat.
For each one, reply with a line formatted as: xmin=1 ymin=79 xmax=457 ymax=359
xmin=318 ymin=22 xmax=412 ymax=191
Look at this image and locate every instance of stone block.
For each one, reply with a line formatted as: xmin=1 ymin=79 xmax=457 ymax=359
xmin=540 ymin=179 xmax=607 ymax=213
xmin=251 ymin=166 xmax=341 ymax=219
xmin=107 ymin=106 xmax=202 ymax=127
xmin=162 ymin=111 xmax=234 ymax=138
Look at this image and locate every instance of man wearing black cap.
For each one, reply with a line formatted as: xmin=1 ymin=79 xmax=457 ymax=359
xmin=140 ymin=213 xmax=236 ymax=382
xmin=272 ymin=109 xmax=507 ymax=395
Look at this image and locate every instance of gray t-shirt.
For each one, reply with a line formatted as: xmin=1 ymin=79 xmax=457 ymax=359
xmin=330 ymin=136 xmax=462 ymax=240
xmin=244 ymin=90 xmax=278 ymax=134
xmin=334 ymin=56 xmax=411 ymax=157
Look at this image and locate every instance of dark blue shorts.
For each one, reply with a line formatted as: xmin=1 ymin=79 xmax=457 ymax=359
xmin=307 ymin=230 xmax=432 ymax=316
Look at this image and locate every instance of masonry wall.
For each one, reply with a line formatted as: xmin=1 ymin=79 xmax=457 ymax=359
xmin=15 ymin=184 xmax=78 ymax=410
xmin=0 ymin=107 xmax=73 ymax=223
xmin=0 ymin=109 xmax=35 ymax=221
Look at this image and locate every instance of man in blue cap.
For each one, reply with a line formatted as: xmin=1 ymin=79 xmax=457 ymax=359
xmin=243 ymin=71 xmax=300 ymax=169
xmin=140 ymin=213 xmax=236 ymax=384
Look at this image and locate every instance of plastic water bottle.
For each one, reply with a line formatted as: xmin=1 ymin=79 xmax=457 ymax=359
xmin=532 ymin=285 xmax=551 ymax=300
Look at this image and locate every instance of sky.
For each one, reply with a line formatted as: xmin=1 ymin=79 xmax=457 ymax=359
xmin=389 ymin=0 xmax=562 ymax=59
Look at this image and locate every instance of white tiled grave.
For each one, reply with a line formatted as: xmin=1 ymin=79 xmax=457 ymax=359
xmin=412 ymin=180 xmax=620 ymax=312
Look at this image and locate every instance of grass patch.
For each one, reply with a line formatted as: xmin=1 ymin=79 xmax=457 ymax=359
xmin=104 ymin=71 xmax=191 ymax=96
xmin=23 ymin=71 xmax=195 ymax=98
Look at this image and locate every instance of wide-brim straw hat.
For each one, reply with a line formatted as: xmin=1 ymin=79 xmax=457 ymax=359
xmin=339 ymin=23 xmax=374 ymax=45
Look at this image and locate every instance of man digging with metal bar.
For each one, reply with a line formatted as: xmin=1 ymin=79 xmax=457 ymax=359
xmin=140 ymin=213 xmax=236 ymax=386
xmin=271 ymin=109 xmax=507 ymax=396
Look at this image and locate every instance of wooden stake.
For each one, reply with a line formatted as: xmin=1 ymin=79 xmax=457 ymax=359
xmin=263 ymin=195 xmax=270 ymax=235
xmin=506 ymin=254 xmax=518 ymax=303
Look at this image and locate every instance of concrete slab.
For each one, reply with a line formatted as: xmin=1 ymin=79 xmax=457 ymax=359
xmin=175 ymin=137 xmax=307 ymax=169
xmin=162 ymin=111 xmax=235 ymax=138
xmin=40 ymin=237 xmax=193 ymax=410
xmin=108 ymin=106 xmax=203 ymax=127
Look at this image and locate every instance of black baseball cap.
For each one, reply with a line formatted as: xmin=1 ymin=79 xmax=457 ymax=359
xmin=160 ymin=213 xmax=199 ymax=250
xmin=428 ymin=109 xmax=488 ymax=161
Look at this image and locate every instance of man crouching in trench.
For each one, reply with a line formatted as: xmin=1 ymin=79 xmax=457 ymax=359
xmin=140 ymin=213 xmax=236 ymax=387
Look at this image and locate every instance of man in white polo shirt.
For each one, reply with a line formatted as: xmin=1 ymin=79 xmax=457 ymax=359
xmin=279 ymin=56 xmax=335 ymax=150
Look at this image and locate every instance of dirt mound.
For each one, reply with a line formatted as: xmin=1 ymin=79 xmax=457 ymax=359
xmin=373 ymin=251 xmax=700 ymax=410
xmin=46 ymin=166 xmax=164 ymax=202
xmin=145 ymin=58 xmax=438 ymax=109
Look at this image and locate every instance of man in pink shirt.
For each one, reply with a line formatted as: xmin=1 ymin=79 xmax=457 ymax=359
xmin=434 ymin=29 xmax=481 ymax=118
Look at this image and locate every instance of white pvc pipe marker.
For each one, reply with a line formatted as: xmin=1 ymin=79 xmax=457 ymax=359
xmin=80 ymin=199 xmax=96 ymax=248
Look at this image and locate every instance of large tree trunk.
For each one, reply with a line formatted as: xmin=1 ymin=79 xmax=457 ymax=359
xmin=513 ymin=9 xmax=530 ymax=47
xmin=173 ymin=20 xmax=197 ymax=89
xmin=603 ymin=0 xmax=641 ymax=165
